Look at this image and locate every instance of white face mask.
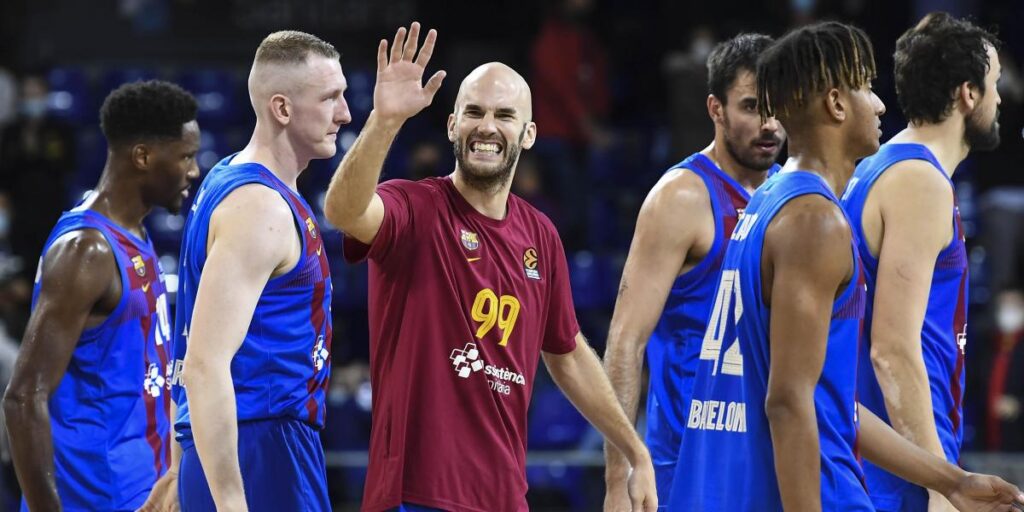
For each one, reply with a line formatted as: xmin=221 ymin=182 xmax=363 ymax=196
xmin=997 ymin=302 xmax=1024 ymax=333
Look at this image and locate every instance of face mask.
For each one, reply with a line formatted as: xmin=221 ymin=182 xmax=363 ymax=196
xmin=19 ymin=98 xmax=47 ymax=119
xmin=997 ymin=303 xmax=1024 ymax=333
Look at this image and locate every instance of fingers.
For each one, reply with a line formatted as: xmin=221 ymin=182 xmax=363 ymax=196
xmin=424 ymin=70 xmax=447 ymax=100
xmin=403 ymin=22 xmax=421 ymax=61
xmin=376 ymin=39 xmax=388 ymax=73
xmin=389 ymin=26 xmax=406 ymax=65
xmin=415 ymin=29 xmax=438 ymax=68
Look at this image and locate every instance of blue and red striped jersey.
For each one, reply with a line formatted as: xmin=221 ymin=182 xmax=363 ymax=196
xmin=841 ymin=142 xmax=968 ymax=510
xmin=27 ymin=207 xmax=172 ymax=511
xmin=171 ymin=156 xmax=333 ymax=442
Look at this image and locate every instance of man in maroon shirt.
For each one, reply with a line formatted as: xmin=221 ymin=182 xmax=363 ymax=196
xmin=325 ymin=23 xmax=657 ymax=512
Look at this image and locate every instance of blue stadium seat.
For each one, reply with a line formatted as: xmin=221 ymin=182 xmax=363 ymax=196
xmin=176 ymin=69 xmax=243 ymax=127
xmin=47 ymin=67 xmax=92 ymax=124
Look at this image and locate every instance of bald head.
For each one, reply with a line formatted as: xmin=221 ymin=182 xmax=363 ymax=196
xmin=455 ymin=62 xmax=533 ymax=121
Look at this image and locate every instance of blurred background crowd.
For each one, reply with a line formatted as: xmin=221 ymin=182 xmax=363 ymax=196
xmin=0 ymin=0 xmax=1022 ymax=509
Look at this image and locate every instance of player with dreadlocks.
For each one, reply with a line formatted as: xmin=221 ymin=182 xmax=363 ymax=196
xmin=667 ymin=21 xmax=1024 ymax=511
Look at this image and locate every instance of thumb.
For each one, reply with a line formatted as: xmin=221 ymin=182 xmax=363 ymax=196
xmin=424 ymin=70 xmax=447 ymax=101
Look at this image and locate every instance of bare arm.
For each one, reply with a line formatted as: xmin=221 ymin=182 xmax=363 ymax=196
xmin=859 ymin=405 xmax=1024 ymax=510
xmin=3 ymin=231 xmax=115 ymax=512
xmin=870 ymin=164 xmax=959 ymax=509
xmin=763 ymin=196 xmax=854 ymax=512
xmin=323 ymin=22 xmax=445 ymax=244
xmin=603 ymin=170 xmax=707 ymax=492
xmin=544 ymin=333 xmax=657 ymax=512
xmin=181 ymin=186 xmax=297 ymax=512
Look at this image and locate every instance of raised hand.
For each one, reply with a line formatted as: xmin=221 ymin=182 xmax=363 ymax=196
xmin=374 ymin=22 xmax=446 ymax=125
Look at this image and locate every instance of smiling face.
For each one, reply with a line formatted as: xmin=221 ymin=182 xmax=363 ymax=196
xmin=716 ymin=69 xmax=786 ymax=171
xmin=448 ymin=64 xmax=537 ymax=192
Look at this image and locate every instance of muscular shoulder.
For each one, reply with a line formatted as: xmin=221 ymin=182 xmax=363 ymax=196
xmin=874 ymin=159 xmax=954 ymax=216
xmin=766 ymin=194 xmax=852 ymax=267
xmin=38 ymin=229 xmax=116 ymax=296
xmin=645 ymin=167 xmax=712 ymax=214
xmin=210 ymin=183 xmax=296 ymax=262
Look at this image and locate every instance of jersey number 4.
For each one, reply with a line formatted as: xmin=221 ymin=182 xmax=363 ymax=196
xmin=699 ymin=270 xmax=744 ymax=376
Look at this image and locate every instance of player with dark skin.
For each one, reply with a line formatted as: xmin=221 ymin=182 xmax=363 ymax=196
xmin=3 ymin=82 xmax=200 ymax=512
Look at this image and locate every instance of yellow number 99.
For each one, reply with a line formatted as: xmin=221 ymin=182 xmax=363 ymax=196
xmin=471 ymin=288 xmax=521 ymax=347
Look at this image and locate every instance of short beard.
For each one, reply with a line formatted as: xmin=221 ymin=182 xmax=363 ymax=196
xmin=453 ymin=129 xmax=525 ymax=193
xmin=722 ymin=113 xmax=779 ymax=171
xmin=965 ymin=107 xmax=1000 ymax=151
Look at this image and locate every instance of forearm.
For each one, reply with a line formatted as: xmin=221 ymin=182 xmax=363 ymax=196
xmin=3 ymin=392 xmax=62 ymax=510
xmin=871 ymin=340 xmax=947 ymax=457
xmin=602 ymin=331 xmax=647 ymax=480
xmin=547 ymin=345 xmax=648 ymax=466
xmin=183 ymin=362 xmax=246 ymax=508
xmin=859 ymin=405 xmax=964 ymax=496
xmin=168 ymin=399 xmax=182 ymax=473
xmin=766 ymin=396 xmax=822 ymax=512
xmin=324 ymin=111 xmax=401 ymax=226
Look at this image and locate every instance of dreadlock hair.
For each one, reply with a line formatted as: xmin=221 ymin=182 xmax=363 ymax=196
xmin=756 ymin=22 xmax=877 ymax=124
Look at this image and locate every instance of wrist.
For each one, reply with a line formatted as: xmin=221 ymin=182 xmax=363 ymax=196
xmin=369 ymin=110 xmax=405 ymax=133
xmin=935 ymin=464 xmax=968 ymax=498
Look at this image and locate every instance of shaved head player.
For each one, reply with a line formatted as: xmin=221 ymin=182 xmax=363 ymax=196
xmin=325 ymin=23 xmax=658 ymax=512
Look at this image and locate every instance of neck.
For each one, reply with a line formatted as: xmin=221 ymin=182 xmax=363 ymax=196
xmin=782 ymin=131 xmax=859 ymax=196
xmin=703 ymin=140 xmax=771 ymax=192
xmin=450 ymin=167 xmax=512 ymax=220
xmin=887 ymin=119 xmax=969 ymax=176
xmin=89 ymin=160 xmax=151 ymax=236
xmin=232 ymin=119 xmax=306 ymax=190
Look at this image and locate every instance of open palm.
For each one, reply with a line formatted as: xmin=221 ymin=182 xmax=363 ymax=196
xmin=374 ymin=22 xmax=446 ymax=123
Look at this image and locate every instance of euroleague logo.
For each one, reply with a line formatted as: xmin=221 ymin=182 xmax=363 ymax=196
xmin=523 ymin=247 xmax=540 ymax=280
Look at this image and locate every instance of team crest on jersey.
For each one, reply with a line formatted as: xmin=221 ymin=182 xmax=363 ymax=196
xmin=305 ymin=217 xmax=318 ymax=239
xmin=131 ymin=255 xmax=146 ymax=277
xmin=523 ymin=247 xmax=541 ymax=280
xmin=460 ymin=229 xmax=480 ymax=250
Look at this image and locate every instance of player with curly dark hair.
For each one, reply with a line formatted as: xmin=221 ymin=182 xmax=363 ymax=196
xmin=3 ymin=79 xmax=200 ymax=511
xmin=841 ymin=12 xmax=1003 ymax=511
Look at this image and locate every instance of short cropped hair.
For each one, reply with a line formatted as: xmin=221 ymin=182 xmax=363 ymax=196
xmin=894 ymin=12 xmax=999 ymax=124
xmin=757 ymin=22 xmax=877 ymax=122
xmin=100 ymin=80 xmax=197 ymax=147
xmin=254 ymin=30 xmax=339 ymax=65
xmin=707 ymin=33 xmax=774 ymax=105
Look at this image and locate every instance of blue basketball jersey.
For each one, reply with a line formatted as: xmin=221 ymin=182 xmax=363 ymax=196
xmin=171 ymin=155 xmax=333 ymax=442
xmin=644 ymin=153 xmax=778 ymax=499
xmin=27 ymin=207 xmax=172 ymax=511
xmin=669 ymin=171 xmax=871 ymax=511
xmin=841 ymin=143 xmax=967 ymax=511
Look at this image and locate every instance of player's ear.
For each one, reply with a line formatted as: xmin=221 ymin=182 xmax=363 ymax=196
xmin=520 ymin=122 xmax=537 ymax=150
xmin=269 ymin=93 xmax=291 ymax=126
xmin=131 ymin=143 xmax=151 ymax=171
xmin=447 ymin=113 xmax=457 ymax=143
xmin=707 ymin=94 xmax=724 ymax=124
xmin=824 ymin=88 xmax=846 ymax=123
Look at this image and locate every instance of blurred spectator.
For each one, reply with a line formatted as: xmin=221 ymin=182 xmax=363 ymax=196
xmin=530 ymin=0 xmax=611 ymax=249
xmin=0 ymin=73 xmax=74 ymax=291
xmin=662 ymin=26 xmax=715 ymax=160
xmin=407 ymin=139 xmax=445 ymax=181
xmin=512 ymin=152 xmax=562 ymax=227
xmin=985 ymin=290 xmax=1024 ymax=451
xmin=0 ymin=68 xmax=15 ymax=128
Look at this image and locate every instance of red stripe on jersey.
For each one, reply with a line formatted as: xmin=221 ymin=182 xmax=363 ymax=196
xmin=950 ymin=270 xmax=968 ymax=435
